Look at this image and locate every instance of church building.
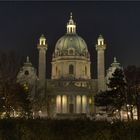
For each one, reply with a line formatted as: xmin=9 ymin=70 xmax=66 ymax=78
xmin=17 ymin=13 xmax=121 ymax=118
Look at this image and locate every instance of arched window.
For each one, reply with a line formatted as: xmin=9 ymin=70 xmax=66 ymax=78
xmin=71 ymin=27 xmax=73 ymax=33
xmin=69 ymin=50 xmax=74 ymax=55
xmin=69 ymin=65 xmax=74 ymax=74
xmin=24 ymin=70 xmax=29 ymax=75
xmin=100 ymin=41 xmax=103 ymax=45
xmin=68 ymin=48 xmax=75 ymax=55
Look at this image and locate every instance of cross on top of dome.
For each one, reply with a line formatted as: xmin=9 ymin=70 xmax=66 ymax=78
xmin=70 ymin=12 xmax=72 ymax=18
xmin=69 ymin=12 xmax=74 ymax=24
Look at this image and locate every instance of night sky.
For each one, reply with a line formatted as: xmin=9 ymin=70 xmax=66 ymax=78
xmin=0 ymin=1 xmax=140 ymax=78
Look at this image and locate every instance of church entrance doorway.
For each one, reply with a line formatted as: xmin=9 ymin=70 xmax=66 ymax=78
xmin=69 ymin=104 xmax=74 ymax=113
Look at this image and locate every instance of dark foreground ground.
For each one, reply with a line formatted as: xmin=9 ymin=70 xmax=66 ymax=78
xmin=0 ymin=119 xmax=140 ymax=140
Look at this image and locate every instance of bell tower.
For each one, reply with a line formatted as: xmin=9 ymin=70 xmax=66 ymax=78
xmin=96 ymin=35 xmax=106 ymax=92
xmin=37 ymin=34 xmax=48 ymax=83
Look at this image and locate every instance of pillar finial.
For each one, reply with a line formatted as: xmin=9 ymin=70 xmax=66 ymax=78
xmin=26 ymin=56 xmax=29 ymax=63
xmin=114 ymin=57 xmax=117 ymax=63
xmin=37 ymin=34 xmax=48 ymax=48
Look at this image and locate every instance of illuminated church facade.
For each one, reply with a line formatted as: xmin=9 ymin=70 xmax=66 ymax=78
xmin=17 ymin=13 xmax=121 ymax=118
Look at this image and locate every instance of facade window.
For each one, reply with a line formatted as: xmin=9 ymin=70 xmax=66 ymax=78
xmin=69 ymin=49 xmax=74 ymax=55
xmin=100 ymin=41 xmax=103 ymax=45
xmin=40 ymin=39 xmax=45 ymax=45
xmin=71 ymin=27 xmax=72 ymax=32
xmin=69 ymin=65 xmax=74 ymax=74
xmin=24 ymin=70 xmax=29 ymax=75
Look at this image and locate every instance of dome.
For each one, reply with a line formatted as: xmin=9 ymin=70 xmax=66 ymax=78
xmin=51 ymin=13 xmax=91 ymax=80
xmin=53 ymin=13 xmax=89 ymax=57
xmin=55 ymin=34 xmax=88 ymax=56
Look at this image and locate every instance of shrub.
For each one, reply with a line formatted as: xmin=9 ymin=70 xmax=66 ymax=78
xmin=0 ymin=119 xmax=140 ymax=140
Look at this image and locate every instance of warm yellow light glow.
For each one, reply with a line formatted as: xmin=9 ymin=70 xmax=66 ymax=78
xmin=97 ymin=35 xmax=104 ymax=45
xmin=89 ymin=98 xmax=92 ymax=104
xmin=76 ymin=95 xmax=81 ymax=113
xmin=38 ymin=110 xmax=42 ymax=113
xmin=82 ymin=95 xmax=87 ymax=113
xmin=40 ymin=38 xmax=46 ymax=45
xmin=62 ymin=95 xmax=67 ymax=113
xmin=66 ymin=13 xmax=76 ymax=34
xmin=127 ymin=104 xmax=130 ymax=107
xmin=56 ymin=95 xmax=61 ymax=113
xmin=128 ymin=112 xmax=131 ymax=115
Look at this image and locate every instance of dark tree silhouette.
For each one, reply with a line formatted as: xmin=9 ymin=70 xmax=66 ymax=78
xmin=95 ymin=68 xmax=127 ymax=119
xmin=124 ymin=65 xmax=140 ymax=120
xmin=0 ymin=51 xmax=31 ymax=118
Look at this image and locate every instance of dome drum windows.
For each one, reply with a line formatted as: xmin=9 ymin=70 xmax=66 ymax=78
xmin=63 ymin=50 xmax=68 ymax=56
xmin=55 ymin=50 xmax=60 ymax=57
xmin=69 ymin=64 xmax=74 ymax=75
xmin=68 ymin=48 xmax=75 ymax=55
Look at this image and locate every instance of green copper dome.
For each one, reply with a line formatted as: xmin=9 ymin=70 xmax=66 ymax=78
xmin=55 ymin=34 xmax=88 ymax=56
xmin=54 ymin=13 xmax=89 ymax=57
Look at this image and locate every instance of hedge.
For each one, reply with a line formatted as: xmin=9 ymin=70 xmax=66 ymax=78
xmin=0 ymin=119 xmax=140 ymax=140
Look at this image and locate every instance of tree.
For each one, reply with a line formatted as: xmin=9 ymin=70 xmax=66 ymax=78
xmin=95 ymin=90 xmax=114 ymax=112
xmin=0 ymin=51 xmax=31 ymax=118
xmin=95 ymin=68 xmax=127 ymax=119
xmin=124 ymin=65 xmax=140 ymax=120
xmin=32 ymin=84 xmax=54 ymax=118
xmin=15 ymin=83 xmax=32 ymax=118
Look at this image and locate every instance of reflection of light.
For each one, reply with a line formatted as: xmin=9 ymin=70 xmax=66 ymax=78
xmin=127 ymin=104 xmax=130 ymax=107
xmin=128 ymin=112 xmax=131 ymax=115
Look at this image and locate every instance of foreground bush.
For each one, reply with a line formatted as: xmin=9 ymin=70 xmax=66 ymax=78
xmin=0 ymin=119 xmax=140 ymax=140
